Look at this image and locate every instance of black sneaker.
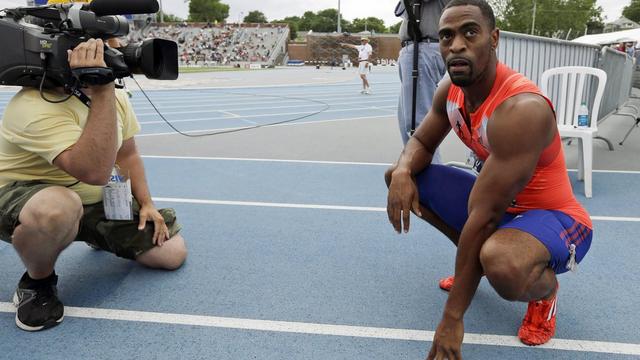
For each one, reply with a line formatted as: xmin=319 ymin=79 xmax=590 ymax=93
xmin=13 ymin=272 xmax=64 ymax=331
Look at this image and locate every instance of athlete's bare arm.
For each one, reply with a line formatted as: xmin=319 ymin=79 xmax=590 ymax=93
xmin=386 ymin=78 xmax=453 ymax=233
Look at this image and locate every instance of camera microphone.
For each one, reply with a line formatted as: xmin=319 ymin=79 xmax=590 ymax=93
xmin=85 ymin=0 xmax=160 ymax=17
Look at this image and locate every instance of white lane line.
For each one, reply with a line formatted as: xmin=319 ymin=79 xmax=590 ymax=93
xmin=129 ymin=92 xmax=399 ymax=109
xmin=219 ymin=111 xmax=240 ymax=118
xmin=134 ymin=98 xmax=396 ymax=116
xmin=0 ymin=303 xmax=637 ymax=355
xmin=135 ymin=115 xmax=394 ymax=137
xmin=567 ymin=169 xmax=640 ymax=174
xmin=216 ymin=111 xmax=256 ymax=125
xmin=137 ymin=106 xmax=396 ymax=125
xmin=151 ymin=197 xmax=640 ymax=221
xmin=591 ymin=216 xmax=640 ymax=222
xmin=141 ymin=156 xmax=391 ymax=166
xmin=130 ymin=89 xmax=398 ymax=106
xmin=139 ymin=156 xmax=640 ymax=175
xmin=153 ymin=198 xmax=383 ymax=212
xmin=131 ymin=94 xmax=397 ymax=109
xmin=125 ymin=80 xmax=401 ymax=92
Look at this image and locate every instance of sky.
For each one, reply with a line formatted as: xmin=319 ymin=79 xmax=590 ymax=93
xmin=0 ymin=0 xmax=630 ymax=25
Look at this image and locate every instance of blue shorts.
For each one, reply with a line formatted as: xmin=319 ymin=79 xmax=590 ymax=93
xmin=415 ymin=164 xmax=592 ymax=274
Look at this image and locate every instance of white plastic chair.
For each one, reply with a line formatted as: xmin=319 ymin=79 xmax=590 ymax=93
xmin=540 ymin=66 xmax=607 ymax=198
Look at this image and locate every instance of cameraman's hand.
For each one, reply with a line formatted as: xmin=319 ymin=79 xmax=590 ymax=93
xmin=67 ymin=38 xmax=107 ymax=69
xmin=138 ymin=203 xmax=171 ymax=247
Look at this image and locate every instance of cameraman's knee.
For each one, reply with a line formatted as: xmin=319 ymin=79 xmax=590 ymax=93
xmin=18 ymin=187 xmax=83 ymax=243
xmin=136 ymin=234 xmax=187 ymax=270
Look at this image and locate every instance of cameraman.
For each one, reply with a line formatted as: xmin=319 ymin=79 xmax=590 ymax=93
xmin=0 ymin=38 xmax=187 ymax=331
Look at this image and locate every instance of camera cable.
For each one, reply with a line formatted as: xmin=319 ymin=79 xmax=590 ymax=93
xmin=130 ymin=76 xmax=331 ymax=137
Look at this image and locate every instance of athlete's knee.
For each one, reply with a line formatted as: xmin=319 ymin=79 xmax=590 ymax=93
xmin=480 ymin=238 xmax=528 ymax=301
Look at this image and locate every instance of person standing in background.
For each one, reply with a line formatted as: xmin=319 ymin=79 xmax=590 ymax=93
xmin=395 ymin=0 xmax=450 ymax=164
xmin=340 ymin=37 xmax=374 ymax=94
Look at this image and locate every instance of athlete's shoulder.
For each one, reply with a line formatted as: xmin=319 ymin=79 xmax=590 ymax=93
xmin=432 ymin=76 xmax=453 ymax=114
xmin=490 ymin=93 xmax=556 ymax=148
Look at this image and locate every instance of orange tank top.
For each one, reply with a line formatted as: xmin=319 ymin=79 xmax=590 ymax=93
xmin=446 ymin=62 xmax=592 ymax=228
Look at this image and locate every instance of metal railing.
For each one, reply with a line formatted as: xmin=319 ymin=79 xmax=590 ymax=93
xmin=498 ymin=31 xmax=636 ymax=122
xmin=498 ymin=31 xmax=601 ymax=86
xmin=597 ymin=48 xmax=635 ymax=118
xmin=268 ymin=28 xmax=290 ymax=66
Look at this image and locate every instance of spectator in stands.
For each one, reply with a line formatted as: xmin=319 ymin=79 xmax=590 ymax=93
xmin=625 ymin=42 xmax=635 ymax=57
xmin=340 ymin=37 xmax=374 ymax=94
xmin=132 ymin=24 xmax=282 ymax=67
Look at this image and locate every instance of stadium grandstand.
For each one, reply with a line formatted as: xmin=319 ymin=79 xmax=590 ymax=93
xmin=131 ymin=23 xmax=289 ymax=67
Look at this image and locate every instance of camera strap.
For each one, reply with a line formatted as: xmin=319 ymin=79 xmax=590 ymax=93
xmin=70 ymin=87 xmax=92 ymax=108
xmin=72 ymin=67 xmax=115 ymax=86
xmin=402 ymin=0 xmax=423 ymax=136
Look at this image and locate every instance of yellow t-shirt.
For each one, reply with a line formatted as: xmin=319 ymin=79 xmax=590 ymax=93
xmin=47 ymin=0 xmax=91 ymax=4
xmin=0 ymin=88 xmax=141 ymax=204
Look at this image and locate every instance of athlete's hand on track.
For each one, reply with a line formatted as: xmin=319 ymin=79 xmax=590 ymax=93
xmin=427 ymin=316 xmax=464 ymax=360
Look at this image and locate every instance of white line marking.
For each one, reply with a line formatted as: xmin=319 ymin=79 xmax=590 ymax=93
xmin=133 ymin=98 xmax=396 ymax=115
xmin=139 ymin=156 xmax=640 ymax=175
xmin=151 ymin=197 xmax=640 ymax=221
xmin=219 ymin=111 xmax=240 ymax=118
xmin=125 ymin=80 xmax=400 ymax=92
xmin=131 ymin=89 xmax=398 ymax=106
xmin=137 ymin=106 xmax=396 ymax=125
xmin=152 ymin=198 xmax=383 ymax=212
xmin=130 ymin=93 xmax=397 ymax=108
xmin=591 ymin=216 xmax=640 ymax=222
xmin=141 ymin=156 xmax=391 ymax=166
xmin=567 ymin=169 xmax=640 ymax=174
xmin=135 ymin=115 xmax=394 ymax=137
xmin=0 ymin=303 xmax=637 ymax=355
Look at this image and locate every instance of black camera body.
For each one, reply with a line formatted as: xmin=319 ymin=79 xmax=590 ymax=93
xmin=0 ymin=0 xmax=178 ymax=89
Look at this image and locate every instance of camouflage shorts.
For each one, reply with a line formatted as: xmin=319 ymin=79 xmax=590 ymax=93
xmin=0 ymin=181 xmax=181 ymax=259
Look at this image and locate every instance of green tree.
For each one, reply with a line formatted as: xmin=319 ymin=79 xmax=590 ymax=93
xmin=585 ymin=18 xmax=604 ymax=34
xmin=499 ymin=0 xmax=603 ymax=39
xmin=488 ymin=0 xmax=510 ymax=23
xmin=188 ymin=0 xmax=229 ymax=23
xmin=298 ymin=11 xmax=316 ymax=31
xmin=272 ymin=16 xmax=299 ymax=40
xmin=297 ymin=8 xmax=349 ymax=33
xmin=348 ymin=17 xmax=386 ymax=33
xmin=244 ymin=10 xmax=268 ymax=23
xmin=156 ymin=11 xmax=183 ymax=23
xmin=623 ymin=0 xmax=640 ymax=23
xmin=388 ymin=21 xmax=402 ymax=34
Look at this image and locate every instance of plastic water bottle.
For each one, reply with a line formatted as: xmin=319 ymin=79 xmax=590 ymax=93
xmin=577 ymin=103 xmax=589 ymax=127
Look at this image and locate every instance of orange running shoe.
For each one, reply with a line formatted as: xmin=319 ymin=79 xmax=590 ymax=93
xmin=438 ymin=276 xmax=455 ymax=291
xmin=518 ymin=285 xmax=558 ymax=346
